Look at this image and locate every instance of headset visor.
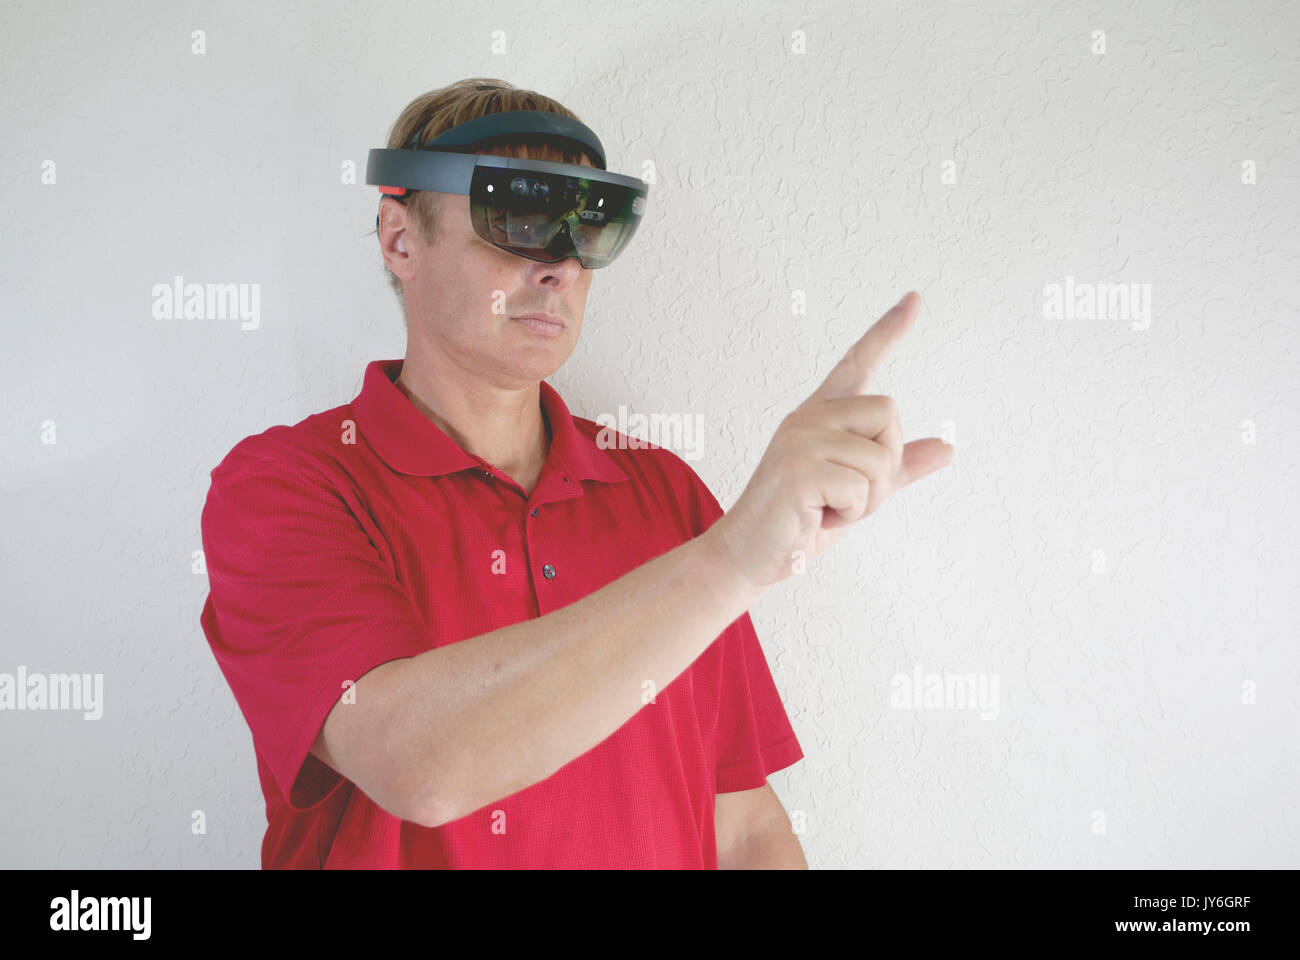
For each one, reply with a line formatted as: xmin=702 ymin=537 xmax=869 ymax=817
xmin=468 ymin=160 xmax=646 ymax=269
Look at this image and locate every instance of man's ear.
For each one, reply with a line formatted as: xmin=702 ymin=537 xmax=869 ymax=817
xmin=377 ymin=197 xmax=411 ymax=278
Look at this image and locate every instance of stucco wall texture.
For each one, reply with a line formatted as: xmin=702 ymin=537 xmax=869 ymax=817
xmin=2 ymin=0 xmax=1297 ymax=868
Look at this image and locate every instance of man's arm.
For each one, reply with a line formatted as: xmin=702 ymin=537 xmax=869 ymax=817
xmin=715 ymin=781 xmax=807 ymax=869
xmin=313 ymin=527 xmax=767 ymax=828
xmin=316 ymin=292 xmax=951 ymax=830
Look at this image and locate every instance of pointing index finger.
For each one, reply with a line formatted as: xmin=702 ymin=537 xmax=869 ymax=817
xmin=810 ymin=291 xmax=921 ymax=403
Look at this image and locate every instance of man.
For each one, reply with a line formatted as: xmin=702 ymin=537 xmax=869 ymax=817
xmin=199 ymin=79 xmax=953 ymax=869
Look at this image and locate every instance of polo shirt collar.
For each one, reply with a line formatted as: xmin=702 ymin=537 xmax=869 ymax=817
xmin=352 ymin=359 xmax=627 ymax=484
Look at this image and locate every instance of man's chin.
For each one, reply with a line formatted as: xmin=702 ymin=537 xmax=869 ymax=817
xmin=498 ymin=350 xmax=571 ymax=386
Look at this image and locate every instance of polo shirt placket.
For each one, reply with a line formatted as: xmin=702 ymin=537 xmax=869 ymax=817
xmin=467 ymin=437 xmax=583 ymax=615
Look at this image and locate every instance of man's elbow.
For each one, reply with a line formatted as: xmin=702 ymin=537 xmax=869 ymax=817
xmin=408 ymin=781 xmax=459 ymax=829
xmin=385 ymin=754 xmax=456 ymax=829
xmin=313 ymin=725 xmax=453 ymax=829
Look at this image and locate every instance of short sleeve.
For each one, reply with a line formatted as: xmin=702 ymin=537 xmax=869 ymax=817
xmin=714 ymin=612 xmax=805 ymax=792
xmin=199 ymin=452 xmax=432 ymax=812
xmin=676 ymin=460 xmax=805 ymax=793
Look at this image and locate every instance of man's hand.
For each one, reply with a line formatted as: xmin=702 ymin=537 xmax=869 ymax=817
xmin=705 ymin=291 xmax=954 ymax=590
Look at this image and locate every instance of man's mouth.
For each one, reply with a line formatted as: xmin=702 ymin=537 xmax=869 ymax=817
xmin=511 ymin=314 xmax=566 ymax=336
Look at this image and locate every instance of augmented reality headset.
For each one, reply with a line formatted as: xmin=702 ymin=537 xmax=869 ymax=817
xmin=366 ymin=109 xmax=648 ymax=269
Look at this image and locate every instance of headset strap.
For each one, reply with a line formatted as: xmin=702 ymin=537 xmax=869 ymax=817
xmin=405 ymin=109 xmax=607 ymax=170
xmin=376 ymin=109 xmax=609 ymax=228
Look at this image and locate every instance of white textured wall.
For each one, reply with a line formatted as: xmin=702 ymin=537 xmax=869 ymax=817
xmin=2 ymin=0 xmax=1297 ymax=868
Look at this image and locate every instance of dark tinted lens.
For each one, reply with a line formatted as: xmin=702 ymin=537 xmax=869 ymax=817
xmin=470 ymin=166 xmax=644 ymax=268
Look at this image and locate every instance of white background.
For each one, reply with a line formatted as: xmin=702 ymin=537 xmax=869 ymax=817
xmin=1 ymin=0 xmax=1297 ymax=868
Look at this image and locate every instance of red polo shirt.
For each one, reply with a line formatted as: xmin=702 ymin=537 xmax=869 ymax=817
xmin=199 ymin=358 xmax=803 ymax=868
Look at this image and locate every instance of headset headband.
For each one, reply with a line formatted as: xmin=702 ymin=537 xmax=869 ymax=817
xmin=404 ymin=109 xmax=607 ymax=170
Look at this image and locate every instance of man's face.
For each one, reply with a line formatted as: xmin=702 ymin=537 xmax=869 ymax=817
xmin=384 ymin=170 xmax=595 ymax=389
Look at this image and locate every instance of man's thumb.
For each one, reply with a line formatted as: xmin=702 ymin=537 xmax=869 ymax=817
xmin=897 ymin=438 xmax=955 ymax=489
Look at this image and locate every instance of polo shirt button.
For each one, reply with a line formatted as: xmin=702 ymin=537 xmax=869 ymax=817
xmin=530 ymin=507 xmax=539 ymax=518
xmin=542 ymin=563 xmax=556 ymax=579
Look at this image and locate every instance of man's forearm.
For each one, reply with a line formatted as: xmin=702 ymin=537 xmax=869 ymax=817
xmin=720 ymin=823 xmax=808 ymax=869
xmin=400 ymin=529 xmax=768 ymax=827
